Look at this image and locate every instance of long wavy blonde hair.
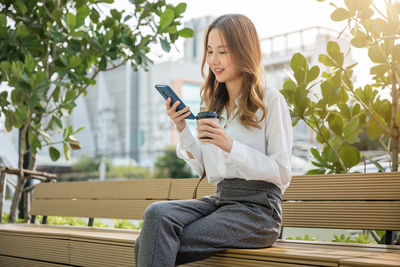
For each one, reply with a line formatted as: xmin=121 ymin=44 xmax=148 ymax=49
xmin=200 ymin=14 xmax=266 ymax=129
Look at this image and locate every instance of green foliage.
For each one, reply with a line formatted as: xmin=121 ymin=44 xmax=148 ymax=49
xmin=0 ymin=0 xmax=192 ymax=162
xmin=71 ymin=155 xmax=111 ymax=173
xmin=154 ymin=146 xmax=195 ymax=178
xmin=3 ymin=212 xmax=141 ymax=230
xmin=332 ymin=233 xmax=377 ymax=244
xmin=111 ymin=165 xmax=150 ymax=179
xmin=286 ymin=234 xmax=318 ymax=241
xmin=113 ymin=219 xmax=142 ymax=230
xmin=282 ymin=48 xmax=362 ymax=174
xmin=36 ymin=215 xmax=87 ymax=226
xmin=282 ymin=0 xmax=400 ymax=173
xmin=2 ymin=212 xmax=8 ymax=223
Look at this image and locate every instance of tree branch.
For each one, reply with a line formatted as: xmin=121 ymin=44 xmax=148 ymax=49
xmin=302 ymin=115 xmax=348 ymax=173
xmin=342 ymin=71 xmax=392 ymax=136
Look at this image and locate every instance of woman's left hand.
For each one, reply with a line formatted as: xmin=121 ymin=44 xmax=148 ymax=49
xmin=197 ymin=119 xmax=233 ymax=153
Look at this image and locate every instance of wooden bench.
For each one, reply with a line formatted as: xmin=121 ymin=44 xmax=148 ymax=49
xmin=0 ymin=172 xmax=399 ymax=266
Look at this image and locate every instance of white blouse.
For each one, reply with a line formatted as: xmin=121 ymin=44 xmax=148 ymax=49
xmin=176 ymin=87 xmax=293 ymax=193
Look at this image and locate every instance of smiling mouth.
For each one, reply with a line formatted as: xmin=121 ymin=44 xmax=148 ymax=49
xmin=214 ymin=68 xmax=224 ymax=75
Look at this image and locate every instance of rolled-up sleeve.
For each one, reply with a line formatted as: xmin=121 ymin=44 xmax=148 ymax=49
xmin=176 ymin=125 xmax=204 ymax=176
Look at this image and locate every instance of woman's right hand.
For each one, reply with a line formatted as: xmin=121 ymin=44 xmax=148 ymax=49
xmin=166 ymin=97 xmax=191 ymax=133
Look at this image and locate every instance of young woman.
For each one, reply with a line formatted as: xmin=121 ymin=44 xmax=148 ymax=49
xmin=134 ymin=14 xmax=293 ymax=267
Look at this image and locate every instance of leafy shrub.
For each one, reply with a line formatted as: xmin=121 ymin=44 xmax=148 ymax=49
xmin=286 ymin=234 xmax=318 ymax=241
xmin=111 ymin=165 xmax=150 ymax=179
xmin=332 ymin=234 xmax=377 ymax=244
xmin=113 ymin=219 xmax=142 ymax=230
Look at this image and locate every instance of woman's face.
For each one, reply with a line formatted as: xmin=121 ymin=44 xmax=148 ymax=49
xmin=206 ymin=28 xmax=241 ymax=86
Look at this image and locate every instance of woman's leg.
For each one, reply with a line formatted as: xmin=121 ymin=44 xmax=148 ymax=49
xmin=175 ymin=189 xmax=282 ymax=265
xmin=134 ymin=196 xmax=217 ymax=267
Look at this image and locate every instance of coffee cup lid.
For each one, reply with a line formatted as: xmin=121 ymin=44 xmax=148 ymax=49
xmin=196 ymin=111 xmax=219 ymax=120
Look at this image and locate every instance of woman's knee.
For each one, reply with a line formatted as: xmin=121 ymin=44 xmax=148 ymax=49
xmin=143 ymin=201 xmax=170 ymax=221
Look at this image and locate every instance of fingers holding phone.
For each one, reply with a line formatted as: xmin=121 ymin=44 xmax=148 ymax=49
xmin=166 ymin=97 xmax=191 ymax=132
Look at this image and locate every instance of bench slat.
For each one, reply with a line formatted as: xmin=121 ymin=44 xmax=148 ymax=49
xmin=33 ymin=179 xmax=172 ymax=200
xmin=0 ymin=256 xmax=68 ymax=267
xmin=283 ymin=201 xmax=400 ymax=230
xmin=284 ymin=173 xmax=400 ymax=200
xmin=182 ymin=255 xmax=334 ymax=267
xmin=70 ymin=241 xmax=135 ymax=267
xmin=31 ymin=199 xmax=159 ymax=220
xmin=169 ymin=173 xmax=400 ymax=201
xmin=169 ymin=179 xmax=216 ymax=200
xmin=340 ymin=256 xmax=400 ymax=267
xmin=0 ymin=232 xmax=69 ymax=264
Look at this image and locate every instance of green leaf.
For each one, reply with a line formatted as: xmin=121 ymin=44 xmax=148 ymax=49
xmin=160 ymin=9 xmax=175 ymax=30
xmin=370 ymin=64 xmax=390 ymax=76
xmin=283 ymin=80 xmax=296 ymax=91
xmin=339 ymin=144 xmax=360 ymax=168
xmin=368 ymin=45 xmax=387 ymax=64
xmin=16 ymin=23 xmax=28 ymax=38
xmin=76 ymin=5 xmax=90 ymax=28
xmin=306 ymin=169 xmax=326 ymax=174
xmin=331 ymin=8 xmax=350 ymax=21
xmin=175 ymin=3 xmax=187 ymax=14
xmin=17 ymin=80 xmax=31 ymax=91
xmin=28 ymin=94 xmax=37 ymax=109
xmin=66 ymin=13 xmax=76 ymax=30
xmin=53 ymin=87 xmax=60 ymax=102
xmin=69 ymin=56 xmax=81 ymax=68
xmin=160 ymin=38 xmax=171 ymax=52
xmin=90 ymin=8 xmax=100 ymax=23
xmin=366 ymin=113 xmax=387 ymax=139
xmin=338 ymin=103 xmax=351 ymax=120
xmin=290 ymin=53 xmax=307 ymax=72
xmin=306 ymin=66 xmax=320 ymax=83
xmin=294 ymin=85 xmax=308 ymax=116
xmin=0 ymin=14 xmax=7 ymax=37
xmin=4 ymin=111 xmax=13 ymax=131
xmin=351 ymin=36 xmax=368 ymax=48
xmin=65 ymin=89 xmax=76 ymax=102
xmin=0 ymin=61 xmax=11 ymax=75
xmin=311 ymin=147 xmax=325 ymax=164
xmin=49 ymin=146 xmax=61 ymax=161
xmin=51 ymin=115 xmax=63 ymax=131
xmin=327 ymin=41 xmax=343 ymax=66
xmin=110 ymin=9 xmax=122 ymax=20
xmin=294 ymin=68 xmax=306 ymax=84
xmin=14 ymin=0 xmax=28 ymax=14
xmin=178 ymin=28 xmax=194 ymax=38
xmin=371 ymin=18 xmax=398 ymax=35
xmin=343 ymin=117 xmax=359 ymax=136
xmin=318 ymin=54 xmax=336 ymax=67
xmin=25 ymin=54 xmax=35 ymax=72
xmin=328 ymin=113 xmax=344 ymax=136
xmin=99 ymin=56 xmax=107 ymax=70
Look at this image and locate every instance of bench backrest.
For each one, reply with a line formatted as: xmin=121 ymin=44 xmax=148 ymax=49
xmin=31 ymin=173 xmax=400 ymax=231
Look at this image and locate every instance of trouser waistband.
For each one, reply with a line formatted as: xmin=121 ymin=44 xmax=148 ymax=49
xmin=216 ymin=178 xmax=282 ymax=202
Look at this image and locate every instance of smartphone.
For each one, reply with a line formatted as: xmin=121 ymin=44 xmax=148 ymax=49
xmin=155 ymin=84 xmax=196 ymax=120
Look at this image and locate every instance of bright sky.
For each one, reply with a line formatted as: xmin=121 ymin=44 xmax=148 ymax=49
xmin=116 ymin=0 xmax=347 ymax=60
xmin=169 ymin=0 xmax=344 ymax=38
